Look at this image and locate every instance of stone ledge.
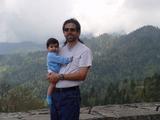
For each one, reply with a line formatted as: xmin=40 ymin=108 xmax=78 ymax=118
xmin=0 ymin=102 xmax=160 ymax=120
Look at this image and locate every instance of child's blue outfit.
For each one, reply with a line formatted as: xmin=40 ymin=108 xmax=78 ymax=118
xmin=47 ymin=52 xmax=72 ymax=105
xmin=47 ymin=52 xmax=72 ymax=73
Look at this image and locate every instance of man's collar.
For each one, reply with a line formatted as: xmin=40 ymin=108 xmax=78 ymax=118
xmin=67 ymin=39 xmax=79 ymax=49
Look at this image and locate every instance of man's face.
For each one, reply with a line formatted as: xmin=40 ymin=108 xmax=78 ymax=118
xmin=63 ymin=23 xmax=80 ymax=42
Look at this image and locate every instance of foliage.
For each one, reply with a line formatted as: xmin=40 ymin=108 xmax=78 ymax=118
xmin=0 ymin=86 xmax=44 ymax=112
xmin=0 ymin=25 xmax=160 ymax=111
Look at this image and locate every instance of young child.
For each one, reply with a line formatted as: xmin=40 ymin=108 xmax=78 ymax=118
xmin=46 ymin=38 xmax=72 ymax=106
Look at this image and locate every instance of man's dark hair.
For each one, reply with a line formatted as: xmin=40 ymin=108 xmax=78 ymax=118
xmin=46 ymin=38 xmax=59 ymax=48
xmin=63 ymin=18 xmax=83 ymax=45
xmin=63 ymin=18 xmax=81 ymax=33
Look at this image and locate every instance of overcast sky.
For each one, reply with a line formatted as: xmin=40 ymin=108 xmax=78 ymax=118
xmin=0 ymin=0 xmax=160 ymax=43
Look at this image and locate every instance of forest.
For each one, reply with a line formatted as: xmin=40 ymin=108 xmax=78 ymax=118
xmin=0 ymin=25 xmax=160 ymax=112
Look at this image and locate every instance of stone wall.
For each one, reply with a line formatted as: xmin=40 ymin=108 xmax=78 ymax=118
xmin=0 ymin=103 xmax=160 ymax=120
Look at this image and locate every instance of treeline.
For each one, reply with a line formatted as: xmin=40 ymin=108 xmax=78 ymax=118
xmin=0 ymin=52 xmax=48 ymax=112
xmin=0 ymin=25 xmax=160 ymax=112
xmin=81 ymin=73 xmax=160 ymax=107
xmin=0 ymin=73 xmax=160 ymax=112
xmin=0 ymin=85 xmax=44 ymax=112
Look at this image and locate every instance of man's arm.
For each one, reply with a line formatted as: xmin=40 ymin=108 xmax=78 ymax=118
xmin=62 ymin=67 xmax=90 ymax=81
xmin=47 ymin=67 xmax=90 ymax=84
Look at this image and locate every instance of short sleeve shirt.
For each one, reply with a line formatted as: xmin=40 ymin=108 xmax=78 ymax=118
xmin=56 ymin=41 xmax=92 ymax=88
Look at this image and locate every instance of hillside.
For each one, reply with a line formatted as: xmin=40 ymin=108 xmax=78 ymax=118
xmin=1 ymin=25 xmax=160 ymax=111
xmin=0 ymin=41 xmax=45 ymax=54
xmin=92 ymin=25 xmax=160 ymax=81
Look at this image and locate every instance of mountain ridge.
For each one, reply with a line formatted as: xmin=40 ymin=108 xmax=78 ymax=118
xmin=0 ymin=41 xmax=45 ymax=54
xmin=0 ymin=25 xmax=160 ymax=111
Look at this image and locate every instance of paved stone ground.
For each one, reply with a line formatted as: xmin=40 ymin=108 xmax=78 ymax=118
xmin=1 ymin=103 xmax=160 ymax=120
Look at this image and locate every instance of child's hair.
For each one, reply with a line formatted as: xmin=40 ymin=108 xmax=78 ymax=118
xmin=46 ymin=38 xmax=59 ymax=48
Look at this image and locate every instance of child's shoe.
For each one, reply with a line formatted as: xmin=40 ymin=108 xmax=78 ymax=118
xmin=46 ymin=96 xmax=52 ymax=106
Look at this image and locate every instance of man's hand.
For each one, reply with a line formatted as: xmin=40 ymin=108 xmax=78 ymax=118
xmin=47 ymin=72 xmax=59 ymax=84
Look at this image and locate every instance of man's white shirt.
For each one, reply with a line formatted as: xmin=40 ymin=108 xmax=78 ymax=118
xmin=56 ymin=41 xmax=92 ymax=88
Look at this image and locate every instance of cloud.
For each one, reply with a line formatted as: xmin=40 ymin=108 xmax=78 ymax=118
xmin=123 ymin=0 xmax=160 ymax=11
xmin=0 ymin=0 xmax=160 ymax=43
xmin=71 ymin=0 xmax=125 ymax=35
xmin=71 ymin=0 xmax=160 ymax=35
xmin=0 ymin=0 xmax=74 ymax=43
xmin=119 ymin=0 xmax=160 ymax=32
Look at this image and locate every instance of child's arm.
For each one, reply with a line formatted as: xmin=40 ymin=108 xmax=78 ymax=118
xmin=48 ymin=53 xmax=72 ymax=65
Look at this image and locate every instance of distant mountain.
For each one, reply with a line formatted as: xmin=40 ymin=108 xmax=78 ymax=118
xmin=1 ymin=25 xmax=160 ymax=110
xmin=114 ymin=25 xmax=160 ymax=50
xmin=1 ymin=25 xmax=160 ymax=84
xmin=92 ymin=25 xmax=160 ymax=81
xmin=0 ymin=41 xmax=45 ymax=54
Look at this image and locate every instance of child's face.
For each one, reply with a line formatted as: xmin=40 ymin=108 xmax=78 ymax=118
xmin=48 ymin=43 xmax=59 ymax=52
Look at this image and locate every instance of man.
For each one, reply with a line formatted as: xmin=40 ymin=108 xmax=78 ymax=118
xmin=47 ymin=18 xmax=92 ymax=120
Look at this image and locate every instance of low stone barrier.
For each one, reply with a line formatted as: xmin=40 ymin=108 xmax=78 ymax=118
xmin=0 ymin=103 xmax=160 ymax=120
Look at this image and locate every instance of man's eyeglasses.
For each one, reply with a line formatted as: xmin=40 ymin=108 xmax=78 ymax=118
xmin=64 ymin=28 xmax=76 ymax=32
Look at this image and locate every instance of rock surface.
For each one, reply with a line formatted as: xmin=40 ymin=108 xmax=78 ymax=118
xmin=0 ymin=103 xmax=160 ymax=120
